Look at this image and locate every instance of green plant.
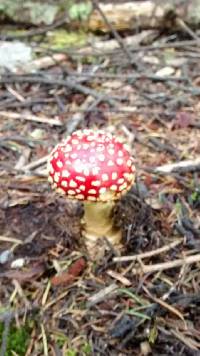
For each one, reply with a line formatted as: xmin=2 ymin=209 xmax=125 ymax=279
xmin=0 ymin=322 xmax=31 ymax=356
xmin=68 ymin=2 xmax=92 ymax=21
xmin=65 ymin=349 xmax=77 ymax=356
xmin=82 ymin=342 xmax=92 ymax=355
xmin=189 ymin=189 xmax=200 ymax=206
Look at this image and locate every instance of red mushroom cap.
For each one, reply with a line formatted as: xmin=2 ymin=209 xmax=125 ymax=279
xmin=48 ymin=129 xmax=135 ymax=202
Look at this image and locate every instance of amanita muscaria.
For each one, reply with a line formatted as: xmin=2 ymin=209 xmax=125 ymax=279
xmin=48 ymin=129 xmax=135 ymax=251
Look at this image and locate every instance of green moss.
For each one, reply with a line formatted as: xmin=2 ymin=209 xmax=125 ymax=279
xmin=68 ymin=2 xmax=92 ymax=21
xmin=55 ymin=333 xmax=69 ymax=348
xmin=64 ymin=344 xmax=92 ymax=356
xmin=82 ymin=342 xmax=92 ymax=355
xmin=65 ymin=349 xmax=77 ymax=356
xmin=47 ymin=29 xmax=87 ymax=50
xmin=0 ymin=322 xmax=31 ymax=356
xmin=53 ymin=332 xmax=92 ymax=356
xmin=189 ymin=189 xmax=200 ymax=206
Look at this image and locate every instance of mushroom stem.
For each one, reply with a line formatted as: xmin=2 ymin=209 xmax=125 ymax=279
xmin=82 ymin=201 xmax=121 ymax=249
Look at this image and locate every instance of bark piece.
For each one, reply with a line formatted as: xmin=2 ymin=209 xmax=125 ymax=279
xmin=88 ymin=1 xmax=200 ymax=32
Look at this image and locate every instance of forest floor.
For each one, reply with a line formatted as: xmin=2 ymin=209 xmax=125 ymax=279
xmin=0 ymin=2 xmax=200 ymax=355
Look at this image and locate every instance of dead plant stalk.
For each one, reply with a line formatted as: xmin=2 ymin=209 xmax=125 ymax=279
xmin=132 ymin=254 xmax=200 ymax=275
xmin=113 ymin=239 xmax=183 ymax=262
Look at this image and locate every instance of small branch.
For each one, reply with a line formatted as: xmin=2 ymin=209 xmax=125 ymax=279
xmin=0 ymin=75 xmax=117 ymax=106
xmin=61 ymin=39 xmax=200 ymax=58
xmin=0 ymin=16 xmax=69 ymax=40
xmin=0 ymin=235 xmax=23 ymax=245
xmin=69 ymin=71 xmax=188 ymax=82
xmin=129 ymin=39 xmax=200 ymax=53
xmin=113 ymin=239 xmax=183 ymax=263
xmin=87 ymin=283 xmax=117 ymax=307
xmin=143 ymin=286 xmax=185 ymax=322
xmin=132 ymin=253 xmax=200 ymax=275
xmin=21 ymin=155 xmax=50 ymax=172
xmin=41 ymin=324 xmax=48 ymax=356
xmin=0 ymin=111 xmax=62 ymax=126
xmin=106 ymin=270 xmax=131 ymax=286
xmin=152 ymin=158 xmax=200 ymax=174
xmin=27 ymin=53 xmax=68 ymax=71
xmin=176 ymin=17 xmax=200 ymax=42
xmin=91 ymin=0 xmax=136 ymax=67
xmin=78 ymin=31 xmax=157 ymax=55
xmin=170 ymin=329 xmax=200 ymax=351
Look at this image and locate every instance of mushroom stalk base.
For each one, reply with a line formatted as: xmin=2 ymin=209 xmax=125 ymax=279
xmin=82 ymin=201 xmax=121 ymax=251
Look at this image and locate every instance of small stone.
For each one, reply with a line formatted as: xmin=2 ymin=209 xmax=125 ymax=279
xmin=11 ymin=258 xmax=25 ymax=269
xmin=155 ymin=66 xmax=175 ymax=77
xmin=0 ymin=250 xmax=12 ymax=264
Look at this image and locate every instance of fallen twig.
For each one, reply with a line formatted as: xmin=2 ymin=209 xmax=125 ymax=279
xmin=0 ymin=75 xmax=117 ymax=105
xmin=113 ymin=239 xmax=183 ymax=263
xmin=60 ymin=39 xmax=200 ymax=58
xmin=132 ymin=253 xmax=200 ymax=275
xmin=27 ymin=53 xmax=68 ymax=71
xmin=91 ymin=0 xmax=135 ymax=66
xmin=152 ymin=157 xmax=200 ymax=174
xmin=0 ymin=262 xmax=45 ymax=282
xmin=0 ymin=235 xmax=23 ymax=245
xmin=87 ymin=283 xmax=117 ymax=307
xmin=143 ymin=286 xmax=185 ymax=322
xmin=176 ymin=17 xmax=200 ymax=42
xmin=0 ymin=15 xmax=69 ymax=40
xmin=170 ymin=329 xmax=200 ymax=350
xmin=79 ymin=31 xmax=156 ymax=54
xmin=21 ymin=155 xmax=50 ymax=172
xmin=70 ymin=71 xmax=188 ymax=82
xmin=0 ymin=111 xmax=62 ymax=126
xmin=106 ymin=270 xmax=131 ymax=286
xmin=41 ymin=324 xmax=48 ymax=356
xmin=0 ymin=98 xmax=55 ymax=110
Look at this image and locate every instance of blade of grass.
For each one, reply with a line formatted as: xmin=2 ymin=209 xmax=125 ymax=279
xmin=118 ymin=288 xmax=148 ymax=306
xmin=126 ymin=309 xmax=151 ymax=320
xmin=41 ymin=324 xmax=48 ymax=356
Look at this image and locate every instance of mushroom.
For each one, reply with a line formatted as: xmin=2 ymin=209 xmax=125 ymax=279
xmin=47 ymin=129 xmax=135 ymax=252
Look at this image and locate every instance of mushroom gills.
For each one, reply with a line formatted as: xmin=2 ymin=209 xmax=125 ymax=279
xmin=82 ymin=200 xmax=121 ymax=250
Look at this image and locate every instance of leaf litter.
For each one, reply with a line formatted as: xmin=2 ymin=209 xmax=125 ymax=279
xmin=0 ymin=4 xmax=200 ymax=355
